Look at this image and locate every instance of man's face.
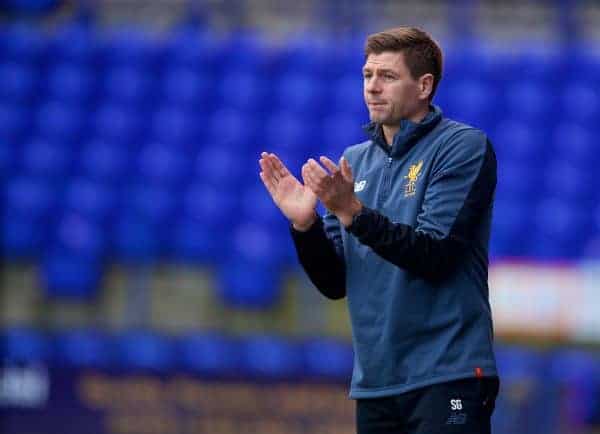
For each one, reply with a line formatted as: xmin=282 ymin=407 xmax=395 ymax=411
xmin=363 ymin=51 xmax=422 ymax=125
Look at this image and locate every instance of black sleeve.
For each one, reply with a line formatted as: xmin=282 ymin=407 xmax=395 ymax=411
xmin=347 ymin=131 xmax=497 ymax=282
xmin=290 ymin=215 xmax=346 ymax=300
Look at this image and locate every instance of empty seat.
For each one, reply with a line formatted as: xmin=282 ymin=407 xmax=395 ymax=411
xmin=79 ymin=140 xmax=130 ymax=182
xmin=275 ymin=74 xmax=324 ymax=114
xmin=50 ymin=24 xmax=97 ymax=65
xmin=40 ymin=253 xmax=104 ymax=299
xmin=303 ymin=338 xmax=353 ymax=380
xmin=504 ymin=83 xmax=552 ymax=123
xmin=444 ymin=80 xmax=497 ymax=129
xmin=112 ymin=215 xmax=163 ymax=263
xmin=20 ymin=138 xmax=71 ymax=178
xmin=35 ymin=101 xmax=85 ymax=143
xmin=0 ymin=103 xmax=28 ymax=154
xmin=491 ymin=119 xmax=545 ymax=164
xmin=0 ymin=62 xmax=37 ymax=103
xmin=92 ymin=104 xmax=143 ymax=144
xmin=177 ymin=333 xmax=240 ymax=377
xmin=150 ymin=107 xmax=198 ymax=148
xmin=63 ymin=178 xmax=116 ymax=223
xmin=1 ymin=328 xmax=49 ymax=363
xmin=116 ymin=331 xmax=174 ymax=371
xmin=216 ymin=260 xmax=282 ymax=309
xmin=103 ymin=66 xmax=154 ymax=106
xmin=193 ymin=146 xmax=246 ymax=189
xmin=52 ymin=329 xmax=113 ymax=368
xmin=217 ymin=71 xmax=267 ymax=112
xmin=161 ymin=67 xmax=213 ymax=110
xmin=561 ymin=82 xmax=599 ymax=126
xmin=137 ymin=143 xmax=188 ymax=186
xmin=331 ymin=74 xmax=368 ymax=117
xmin=49 ymin=213 xmax=107 ymax=258
xmin=46 ymin=63 xmax=95 ymax=104
xmin=122 ymin=184 xmax=176 ymax=224
xmin=168 ymin=217 xmax=228 ymax=264
xmin=0 ymin=26 xmax=46 ymax=65
xmin=241 ymin=335 xmax=302 ymax=379
xmin=550 ymin=123 xmax=596 ymax=168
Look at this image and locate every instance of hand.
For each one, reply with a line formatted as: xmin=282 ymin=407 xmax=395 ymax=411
xmin=259 ymin=152 xmax=318 ymax=231
xmin=302 ymin=156 xmax=362 ymax=227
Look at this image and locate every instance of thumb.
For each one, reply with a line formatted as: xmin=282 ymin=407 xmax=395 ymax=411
xmin=340 ymin=157 xmax=353 ymax=182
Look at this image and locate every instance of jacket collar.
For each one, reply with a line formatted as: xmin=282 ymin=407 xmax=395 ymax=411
xmin=363 ymin=104 xmax=443 ymax=158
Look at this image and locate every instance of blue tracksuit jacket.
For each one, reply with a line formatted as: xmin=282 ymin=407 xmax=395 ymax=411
xmin=291 ymin=105 xmax=498 ymax=398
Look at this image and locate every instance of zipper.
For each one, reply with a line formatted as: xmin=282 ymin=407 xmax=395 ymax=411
xmin=377 ymin=156 xmax=394 ymax=208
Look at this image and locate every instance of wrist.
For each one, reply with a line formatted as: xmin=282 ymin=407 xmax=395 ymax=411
xmin=338 ymin=198 xmax=363 ymax=228
xmin=292 ymin=213 xmax=318 ymax=232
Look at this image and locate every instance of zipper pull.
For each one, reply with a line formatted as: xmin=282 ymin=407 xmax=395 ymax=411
xmin=388 ymin=157 xmax=393 ymax=166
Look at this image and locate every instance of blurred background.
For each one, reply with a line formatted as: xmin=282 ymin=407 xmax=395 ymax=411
xmin=1 ymin=0 xmax=600 ymax=433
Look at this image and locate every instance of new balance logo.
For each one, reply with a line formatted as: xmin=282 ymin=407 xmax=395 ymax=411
xmin=450 ymin=399 xmax=462 ymax=410
xmin=354 ymin=180 xmax=367 ymax=192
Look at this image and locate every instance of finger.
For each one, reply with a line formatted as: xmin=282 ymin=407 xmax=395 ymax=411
xmin=269 ymin=153 xmax=291 ymax=179
xmin=307 ymin=158 xmax=329 ymax=178
xmin=319 ymin=156 xmax=340 ymax=175
xmin=259 ymin=157 xmax=280 ymax=184
xmin=302 ymin=164 xmax=321 ymax=194
xmin=260 ymin=153 xmax=280 ymax=182
xmin=259 ymin=171 xmax=278 ymax=197
xmin=340 ymin=157 xmax=354 ymax=182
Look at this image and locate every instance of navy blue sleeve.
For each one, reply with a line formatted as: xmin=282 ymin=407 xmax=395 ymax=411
xmin=289 ymin=211 xmax=346 ymax=299
xmin=347 ymin=130 xmax=497 ymax=281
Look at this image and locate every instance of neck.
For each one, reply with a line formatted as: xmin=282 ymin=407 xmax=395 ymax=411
xmin=382 ymin=104 xmax=430 ymax=146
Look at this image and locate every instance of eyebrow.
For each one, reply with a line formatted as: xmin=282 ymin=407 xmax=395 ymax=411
xmin=362 ymin=67 xmax=398 ymax=75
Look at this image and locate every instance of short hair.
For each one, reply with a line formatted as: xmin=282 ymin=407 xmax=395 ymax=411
xmin=365 ymin=26 xmax=443 ymax=100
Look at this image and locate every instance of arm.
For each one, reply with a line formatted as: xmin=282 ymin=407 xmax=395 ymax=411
xmin=347 ymin=130 xmax=497 ymax=281
xmin=290 ymin=211 xmax=346 ymax=300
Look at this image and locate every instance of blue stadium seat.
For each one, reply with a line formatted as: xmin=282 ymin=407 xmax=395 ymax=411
xmin=79 ymin=140 xmax=130 ymax=182
xmin=50 ymin=24 xmax=97 ymax=65
xmin=0 ymin=26 xmax=46 ymax=64
xmin=112 ymin=215 xmax=163 ymax=263
xmin=275 ymin=74 xmax=324 ymax=114
xmin=5 ymin=176 xmax=57 ymax=218
xmin=444 ymin=80 xmax=497 ymax=129
xmin=319 ymin=113 xmax=366 ymax=153
xmin=150 ymin=107 xmax=198 ymax=148
xmin=263 ymin=111 xmax=314 ymax=151
xmin=103 ymin=66 xmax=153 ymax=106
xmin=137 ymin=143 xmax=188 ymax=186
xmin=561 ymin=82 xmax=599 ymax=127
xmin=181 ymin=183 xmax=237 ymax=229
xmin=20 ymin=138 xmax=71 ymax=178
xmin=41 ymin=253 xmax=104 ymax=298
xmin=303 ymin=338 xmax=353 ymax=380
xmin=528 ymin=198 xmax=588 ymax=259
xmin=100 ymin=29 xmax=160 ymax=69
xmin=216 ymin=260 xmax=282 ymax=309
xmin=49 ymin=213 xmax=107 ymax=258
xmin=177 ymin=333 xmax=240 ymax=377
xmin=166 ymin=29 xmax=225 ymax=73
xmin=0 ymin=103 xmax=28 ymax=154
xmin=52 ymin=329 xmax=113 ymax=368
xmin=2 ymin=212 xmax=47 ymax=259
xmin=63 ymin=178 xmax=116 ymax=223
xmin=551 ymin=123 xmax=596 ymax=169
xmin=161 ymin=67 xmax=213 ymax=110
xmin=504 ymin=83 xmax=552 ymax=123
xmin=168 ymin=217 xmax=227 ymax=264
xmin=92 ymin=104 xmax=143 ymax=145
xmin=1 ymin=328 xmax=49 ymax=363
xmin=46 ymin=63 xmax=95 ymax=104
xmin=490 ymin=198 xmax=534 ymax=258
xmin=217 ymin=71 xmax=267 ymax=113
xmin=123 ymin=184 xmax=177 ymax=224
xmin=230 ymin=221 xmax=292 ymax=265
xmin=542 ymin=160 xmax=595 ymax=206
xmin=241 ymin=336 xmax=302 ymax=379
xmin=492 ymin=119 xmax=545 ymax=165
xmin=35 ymin=101 xmax=85 ymax=143
xmin=496 ymin=162 xmax=543 ymax=203
xmin=193 ymin=145 xmax=246 ymax=189
xmin=0 ymin=62 xmax=37 ymax=103
xmin=331 ymin=74 xmax=367 ymax=117
xmin=116 ymin=331 xmax=174 ymax=371
xmin=239 ymin=184 xmax=288 ymax=228
xmin=206 ymin=108 xmax=257 ymax=151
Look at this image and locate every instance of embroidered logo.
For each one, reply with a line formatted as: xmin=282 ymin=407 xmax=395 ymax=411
xmin=354 ymin=180 xmax=367 ymax=192
xmin=403 ymin=160 xmax=423 ymax=197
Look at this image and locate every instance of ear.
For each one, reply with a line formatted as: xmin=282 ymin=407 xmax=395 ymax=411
xmin=418 ymin=73 xmax=434 ymax=101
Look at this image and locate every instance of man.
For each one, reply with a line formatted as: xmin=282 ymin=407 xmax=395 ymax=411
xmin=259 ymin=26 xmax=499 ymax=434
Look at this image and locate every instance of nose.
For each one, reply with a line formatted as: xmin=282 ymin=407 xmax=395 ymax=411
xmin=365 ymin=76 xmax=382 ymax=94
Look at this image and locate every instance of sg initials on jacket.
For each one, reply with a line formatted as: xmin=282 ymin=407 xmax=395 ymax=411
xmin=404 ymin=160 xmax=424 ymax=197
